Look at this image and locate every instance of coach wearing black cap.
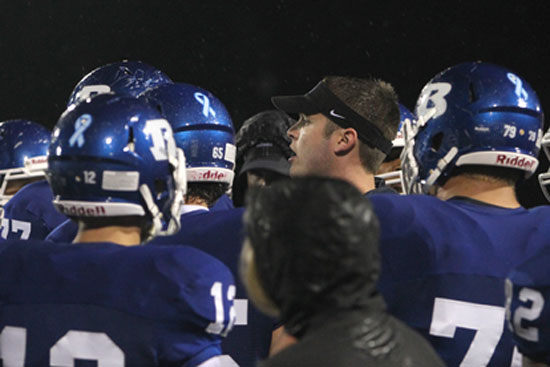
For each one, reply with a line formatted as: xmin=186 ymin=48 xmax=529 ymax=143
xmin=272 ymin=76 xmax=400 ymax=195
xmin=231 ymin=110 xmax=295 ymax=206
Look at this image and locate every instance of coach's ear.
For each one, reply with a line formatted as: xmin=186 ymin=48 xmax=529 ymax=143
xmin=334 ymin=127 xmax=358 ymax=155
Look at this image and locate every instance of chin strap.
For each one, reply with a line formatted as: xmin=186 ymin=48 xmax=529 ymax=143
xmin=139 ymin=183 xmax=161 ymax=242
xmin=166 ymin=148 xmax=187 ymax=234
xmin=400 ymin=117 xmax=422 ymax=194
xmin=538 ymin=171 xmax=550 ymax=203
xmin=424 ymin=147 xmax=459 ymax=192
xmin=139 ymin=148 xmax=188 ymax=242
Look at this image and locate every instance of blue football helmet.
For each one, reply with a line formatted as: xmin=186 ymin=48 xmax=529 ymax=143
xmin=375 ymin=104 xmax=416 ymax=192
xmin=401 ymin=62 xmax=544 ymax=194
xmin=47 ymin=94 xmax=186 ymax=239
xmin=141 ymin=82 xmax=236 ymax=186
xmin=0 ymin=120 xmax=50 ymax=206
xmin=67 ymin=60 xmax=173 ymax=106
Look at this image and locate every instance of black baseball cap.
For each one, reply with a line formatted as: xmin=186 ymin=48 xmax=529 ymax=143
xmin=238 ymin=143 xmax=290 ymax=177
xmin=271 ymin=79 xmax=392 ymax=154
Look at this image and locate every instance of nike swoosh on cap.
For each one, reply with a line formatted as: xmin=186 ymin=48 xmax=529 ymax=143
xmin=329 ymin=109 xmax=346 ymax=119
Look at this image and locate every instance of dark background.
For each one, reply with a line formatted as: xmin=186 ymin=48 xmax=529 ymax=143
xmin=1 ymin=1 xmax=549 ymax=206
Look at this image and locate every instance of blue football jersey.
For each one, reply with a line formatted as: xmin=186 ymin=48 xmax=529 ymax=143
xmin=153 ymin=207 xmax=277 ymax=367
xmin=0 ymin=180 xmax=67 ymax=241
xmin=506 ymin=247 xmax=550 ymax=364
xmin=211 ymin=194 xmax=234 ymax=211
xmin=370 ymin=194 xmax=550 ymax=367
xmin=0 ymin=240 xmax=237 ymax=366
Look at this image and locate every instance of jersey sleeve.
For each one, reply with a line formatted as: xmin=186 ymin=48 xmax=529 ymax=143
xmin=154 ymin=246 xmax=237 ymax=366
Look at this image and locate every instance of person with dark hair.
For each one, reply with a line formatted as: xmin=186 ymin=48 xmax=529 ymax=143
xmin=266 ymin=75 xmax=401 ymax=352
xmin=370 ymin=61 xmax=550 ymax=366
xmin=148 ymin=86 xmax=278 ymax=367
xmin=272 ymin=75 xmax=400 ymax=195
xmin=240 ymin=177 xmax=444 ymax=366
xmin=232 ymin=110 xmax=295 ymax=206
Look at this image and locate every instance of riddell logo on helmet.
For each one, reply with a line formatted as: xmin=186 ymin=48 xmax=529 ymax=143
xmin=495 ymin=154 xmax=536 ymax=170
xmin=198 ymin=170 xmax=226 ymax=180
xmin=28 ymin=157 xmax=47 ymax=165
xmin=57 ymin=204 xmax=107 ymax=216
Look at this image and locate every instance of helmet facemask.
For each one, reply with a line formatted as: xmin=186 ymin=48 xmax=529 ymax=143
xmin=0 ymin=156 xmax=48 ymax=206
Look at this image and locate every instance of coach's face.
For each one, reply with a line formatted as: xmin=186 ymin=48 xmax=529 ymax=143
xmin=287 ymin=113 xmax=334 ymax=177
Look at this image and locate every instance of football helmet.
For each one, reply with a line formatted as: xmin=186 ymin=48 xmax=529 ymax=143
xmin=47 ymin=94 xmax=186 ymax=239
xmin=0 ymin=120 xmax=50 ymax=206
xmin=375 ymin=104 xmax=416 ymax=191
xmin=67 ymin=60 xmax=172 ymax=106
xmin=141 ymin=82 xmax=236 ymax=186
xmin=402 ymin=62 xmax=544 ymax=194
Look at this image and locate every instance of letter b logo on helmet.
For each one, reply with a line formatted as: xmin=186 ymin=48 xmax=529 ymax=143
xmin=401 ymin=62 xmax=544 ymax=194
xmin=143 ymin=119 xmax=177 ymax=162
xmin=416 ymin=82 xmax=452 ymax=124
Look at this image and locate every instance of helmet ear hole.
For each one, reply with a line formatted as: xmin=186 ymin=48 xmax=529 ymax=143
xmin=155 ymin=103 xmax=164 ymax=115
xmin=126 ymin=127 xmax=135 ymax=152
xmin=430 ymin=132 xmax=444 ymax=152
xmin=468 ymin=82 xmax=478 ymax=103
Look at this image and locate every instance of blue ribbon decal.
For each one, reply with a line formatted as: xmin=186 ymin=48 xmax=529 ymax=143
xmin=69 ymin=114 xmax=93 ymax=148
xmin=194 ymin=92 xmax=217 ymax=118
xmin=507 ymin=73 xmax=528 ymax=100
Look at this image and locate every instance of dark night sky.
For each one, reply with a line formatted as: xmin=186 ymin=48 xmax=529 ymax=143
xmin=1 ymin=0 xmax=549 ymax=206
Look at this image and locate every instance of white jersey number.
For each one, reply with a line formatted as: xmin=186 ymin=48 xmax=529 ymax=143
xmin=0 ymin=218 xmax=31 ymax=240
xmin=206 ymin=282 xmax=237 ymax=337
xmin=0 ymin=327 xmax=124 ymax=366
xmin=505 ymin=281 xmax=545 ymax=343
xmin=430 ymin=297 xmax=521 ymax=367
